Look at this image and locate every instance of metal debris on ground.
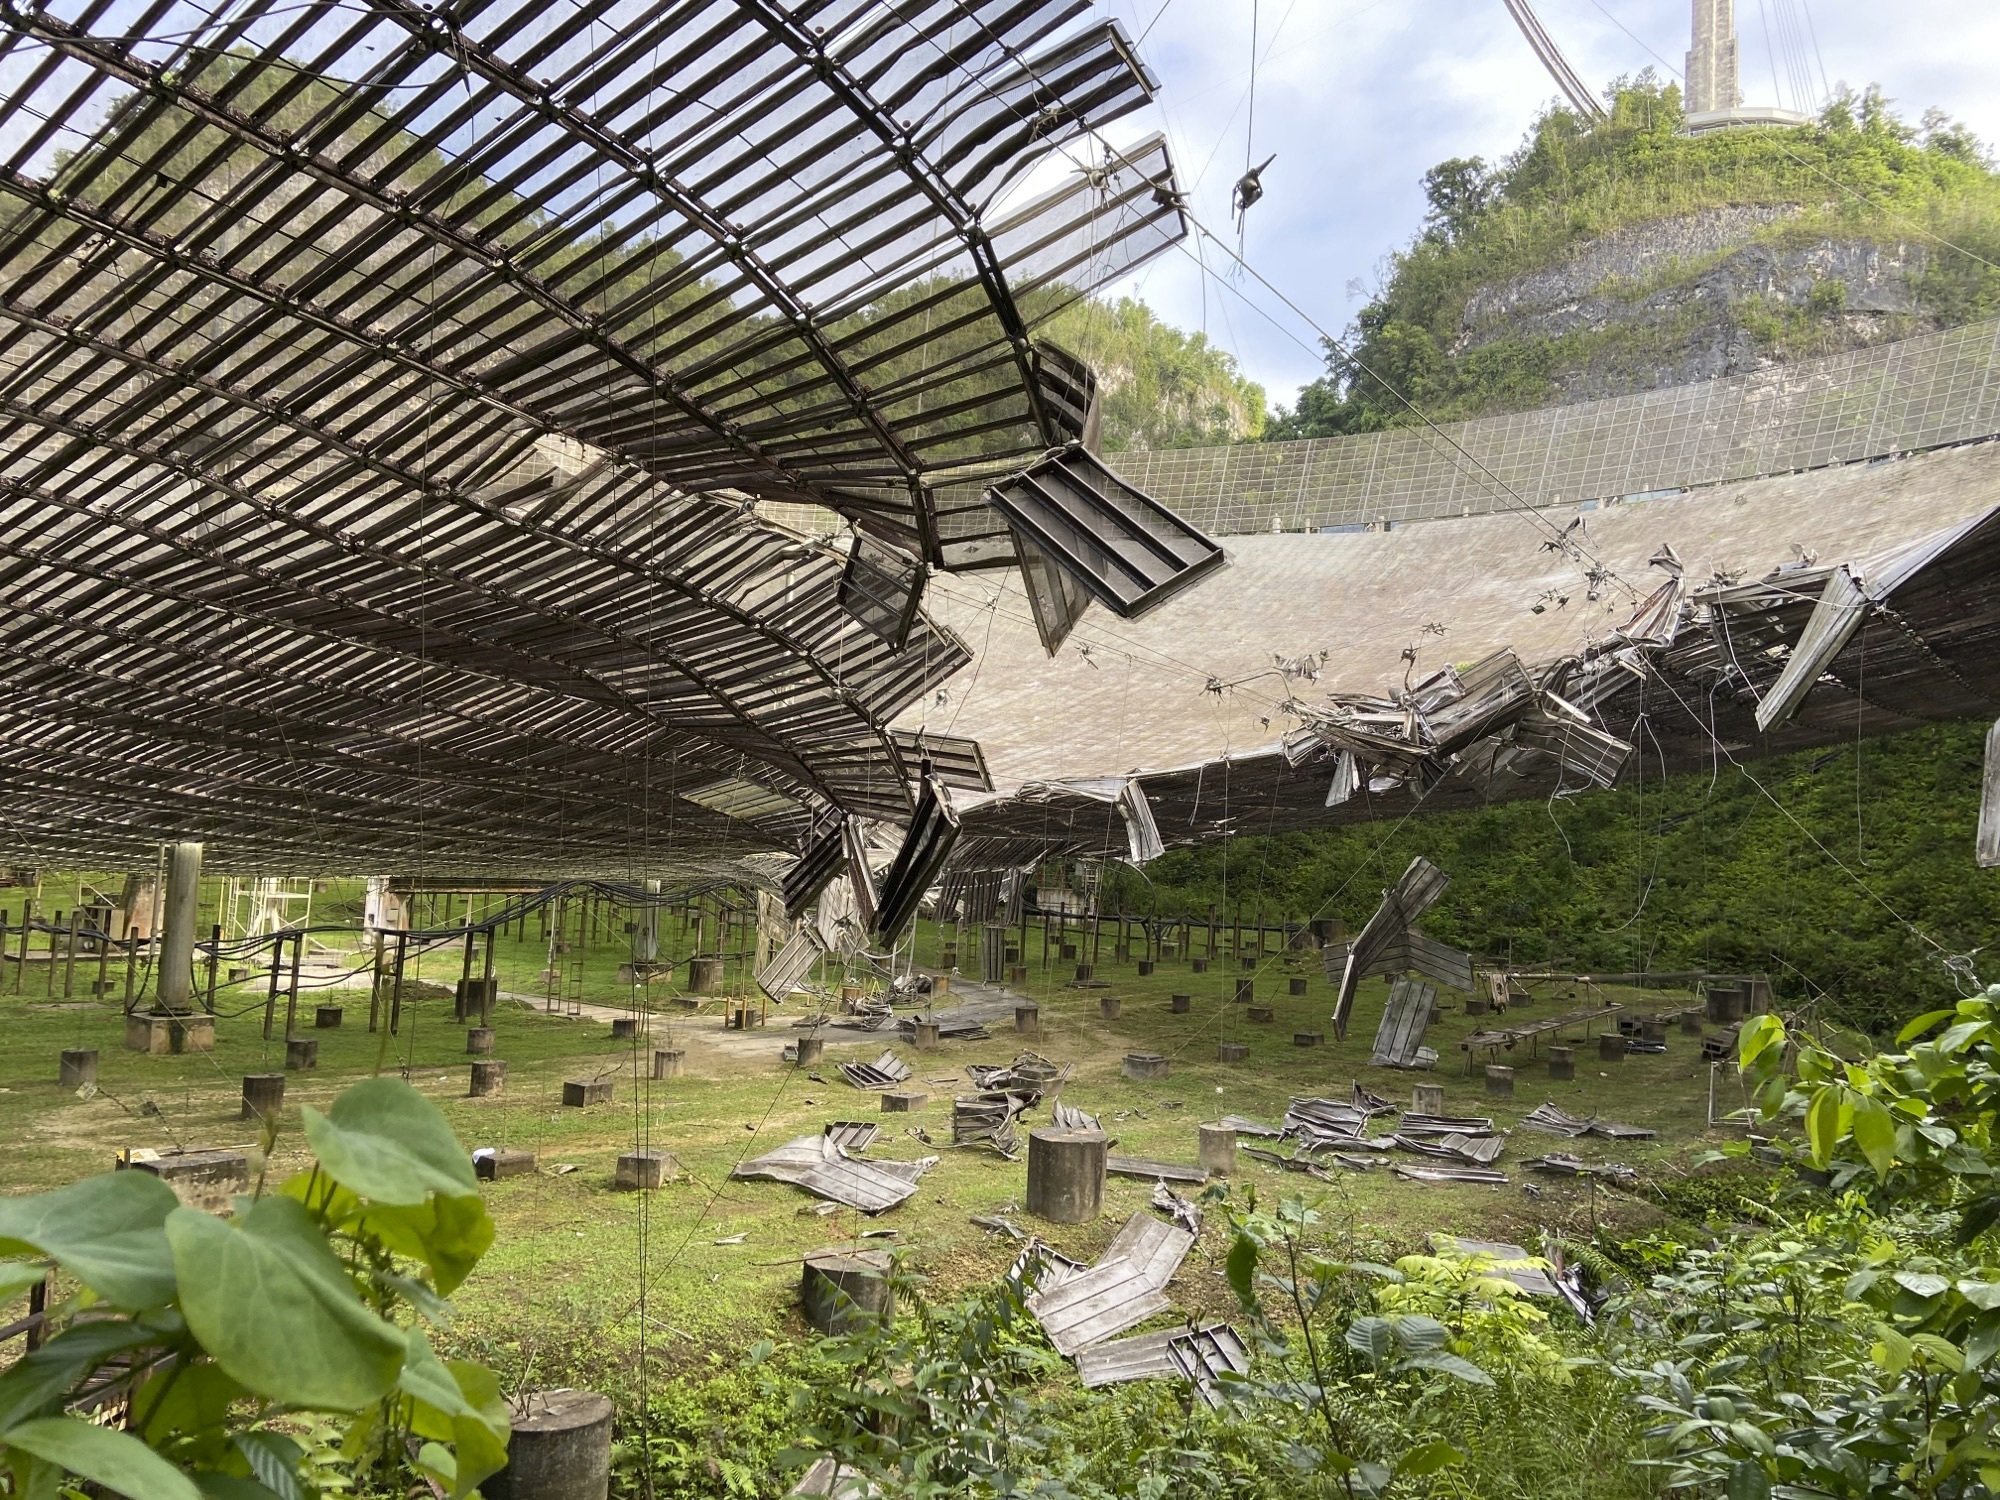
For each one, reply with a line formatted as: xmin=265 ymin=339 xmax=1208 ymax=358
xmin=971 ymin=1214 xmax=1028 ymax=1242
xmin=1351 ymin=1084 xmax=1397 ymax=1115
xmin=1170 ymin=1325 xmax=1253 ymax=1408
xmin=1051 ymin=1102 xmax=1102 ymax=1132
xmin=788 ymin=1456 xmax=877 ymax=1499
xmin=1218 ymin=1114 xmax=1284 ymax=1138
xmin=1007 ymin=1239 xmax=1087 ymax=1296
xmin=1397 ymin=1113 xmax=1496 ymax=1137
xmin=953 ymin=1093 xmax=1026 ymax=1157
xmin=729 ymin=1134 xmax=936 ymax=1214
xmin=965 ymin=1053 xmax=1070 ymax=1102
xmin=822 ymin=1122 xmax=881 ymax=1154
xmin=1521 ymin=1104 xmax=1657 ymax=1140
xmin=1393 ymin=1132 xmax=1507 ymax=1166
xmin=894 ymin=1013 xmax=992 ymax=1041
xmin=1076 ymin=1323 xmax=1249 ymax=1405
xmin=1330 ymin=858 xmax=1476 ymax=1038
xmin=1150 ymin=1180 xmax=1202 ymax=1234
xmin=1281 ymin=1096 xmax=1378 ymax=1146
xmin=1370 ymin=978 xmax=1440 ymax=1069
xmin=1026 ymin=1213 xmax=1196 ymax=1357
xmin=1430 ymin=1235 xmax=1560 ymax=1297
xmin=1242 ymin=1145 xmax=1371 ymax=1179
xmin=1390 ymin=1164 xmax=1509 ymax=1185
xmin=1107 ymin=1156 xmax=1207 ymax=1185
xmin=837 ymin=1052 xmax=914 ymax=1090
xmin=1523 ymin=1153 xmax=1638 ymax=1182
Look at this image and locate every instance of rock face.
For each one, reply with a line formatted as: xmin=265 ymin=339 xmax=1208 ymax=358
xmin=1456 ymin=205 xmax=1932 ymax=403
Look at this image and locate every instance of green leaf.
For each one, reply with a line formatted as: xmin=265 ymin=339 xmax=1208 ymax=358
xmin=1805 ymin=1087 xmax=1843 ymax=1168
xmin=1898 ymin=1009 xmax=1956 ymax=1044
xmin=192 ymin=1476 xmax=284 ymax=1500
xmin=1737 ymin=1015 xmax=1785 ymax=1069
xmin=0 ymin=1263 xmax=48 ymax=1304
xmin=1725 ymin=1458 xmax=1771 ymax=1500
xmin=1343 ymin=1316 xmax=1395 ymax=1363
xmin=1937 ymin=1020 xmax=1989 ymax=1054
xmin=1224 ymin=1233 xmax=1259 ymax=1311
xmin=231 ymin=1432 xmax=305 ymax=1500
xmin=1394 ymin=1440 xmax=1464 ymax=1477
xmin=0 ymin=1415 xmax=202 ymax=1500
xmin=1850 ymin=1095 xmax=1897 ymax=1177
xmin=166 ymin=1197 xmax=404 ymax=1409
xmin=0 ymin=1317 xmax=177 ymax=1434
xmin=0 ymin=1173 xmax=180 ymax=1309
xmin=1394 ymin=1350 xmax=1494 ymax=1387
xmin=1958 ymin=1193 xmax=2000 ymax=1246
xmin=396 ymin=1330 xmax=509 ymax=1499
xmin=1894 ymin=1271 xmax=1952 ymax=1299
xmin=302 ymin=1079 xmax=476 ymax=1206
xmin=356 ymin=1193 xmax=493 ymax=1296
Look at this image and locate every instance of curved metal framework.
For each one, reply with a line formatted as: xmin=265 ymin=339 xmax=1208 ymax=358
xmin=0 ymin=0 xmax=1190 ymax=872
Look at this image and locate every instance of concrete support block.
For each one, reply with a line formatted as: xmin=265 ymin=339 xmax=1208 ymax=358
xmin=240 ymin=1073 xmax=285 ymax=1122
xmin=1026 ymin=1128 xmax=1107 ymax=1224
xmin=1705 ymin=986 xmax=1746 ymax=1023
xmin=1465 ymin=995 xmax=1490 ymax=1017
xmin=1198 ymin=1123 xmax=1236 ymax=1176
xmin=285 ymin=1037 xmax=317 ymax=1071
xmin=1484 ymin=1065 xmax=1515 ymax=1097
xmin=59 ymin=1049 xmax=97 ymax=1089
xmin=651 ymin=1048 xmax=684 ymax=1080
xmin=169 ymin=1013 xmax=214 ymax=1053
xmin=912 ymin=1021 xmax=940 ymax=1050
xmin=563 ymin=1078 xmax=613 ymax=1108
xmin=1640 ymin=1018 xmax=1668 ymax=1045
xmin=794 ymin=1037 xmax=825 ymax=1066
xmin=931 ymin=974 xmax=952 ymax=997
xmin=1169 ymin=993 xmax=1191 ymax=1014
xmin=615 ymin=1150 xmax=677 ymax=1190
xmin=687 ymin=956 xmax=724 ymax=995
xmin=1007 ymin=964 xmax=1028 ymax=984
xmin=1289 ymin=977 xmax=1308 ymax=997
xmin=1233 ymin=979 xmax=1254 ymax=1004
xmin=881 ymin=1090 xmax=927 ymax=1113
xmin=610 ymin=1017 xmax=640 ymax=1042
xmin=470 ymin=1060 xmax=507 ymax=1097
xmin=1411 ymin=1083 xmax=1445 ymax=1114
xmin=1137 ymin=960 xmax=1154 ymax=977
xmin=1548 ymin=1046 xmax=1575 ymax=1081
xmin=315 ymin=1005 xmax=343 ymax=1029
xmin=1122 ymin=1052 xmax=1168 ymax=1081
xmin=1216 ymin=1041 xmax=1248 ymax=1063
xmin=126 ymin=1148 xmax=248 ymax=1209
xmin=1292 ymin=1031 xmax=1323 ymax=1048
xmin=485 ymin=1389 xmax=614 ymax=1500
xmin=1014 ymin=1004 xmax=1039 ymax=1037
xmin=1098 ymin=995 xmax=1121 ymax=1020
xmin=800 ymin=1249 xmax=895 ymax=1334
xmin=1191 ymin=958 xmax=1208 ymax=974
xmin=467 ymin=1027 xmax=496 ymax=1055
xmin=1680 ymin=1010 xmax=1706 ymax=1036
xmin=1599 ymin=1033 xmax=1627 ymax=1063
xmin=1247 ymin=1005 xmax=1274 ymax=1024
xmin=476 ymin=1148 xmax=535 ymax=1181
xmin=125 ymin=1013 xmax=173 ymax=1055
xmin=1074 ymin=963 xmax=1093 ymax=982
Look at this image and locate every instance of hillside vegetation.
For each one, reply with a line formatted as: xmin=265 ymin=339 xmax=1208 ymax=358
xmin=1271 ymin=77 xmax=2000 ymax=435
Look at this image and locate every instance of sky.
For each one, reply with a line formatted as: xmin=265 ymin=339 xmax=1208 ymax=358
xmin=1085 ymin=0 xmax=2000 ymax=411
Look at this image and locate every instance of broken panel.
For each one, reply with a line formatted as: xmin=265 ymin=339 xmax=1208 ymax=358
xmin=756 ymin=925 xmax=827 ymax=1004
xmin=890 ymin=730 xmax=995 ymax=793
xmin=1370 ymin=978 xmax=1439 ymax=1069
xmin=872 ymin=778 xmax=961 ymax=941
xmin=988 ymin=444 xmax=1225 ymax=653
xmin=784 ymin=814 xmax=848 ymax=920
xmin=1984 ymin=720 xmax=2000 ymax=869
xmin=838 ymin=532 xmax=926 ymax=651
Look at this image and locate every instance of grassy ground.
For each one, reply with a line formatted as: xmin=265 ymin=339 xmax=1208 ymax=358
xmin=0 ymin=907 xmax=1748 ymax=1401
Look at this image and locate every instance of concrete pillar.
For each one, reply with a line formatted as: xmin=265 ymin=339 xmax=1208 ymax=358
xmin=155 ymin=841 xmax=203 ymax=1013
xmin=1015 ymin=1004 xmax=1039 ymax=1036
xmin=1548 ymin=1046 xmax=1575 ymax=1081
xmin=610 ymin=1017 xmax=639 ymax=1042
xmin=241 ymin=1073 xmax=285 ymax=1122
xmin=1098 ymin=995 xmax=1121 ymax=1020
xmin=470 ymin=1061 xmax=506 ymax=1097
xmin=882 ymin=1089 xmax=926 ymax=1112
xmin=1706 ymin=986 xmax=1746 ymax=1023
xmin=1680 ymin=1010 xmax=1706 ymax=1035
xmin=1169 ymin=993 xmax=1191 ymax=1014
xmin=1411 ymin=1083 xmax=1445 ymax=1114
xmin=315 ymin=1005 xmax=343 ymax=1029
xmin=466 ymin=1027 xmax=496 ymax=1055
xmin=1233 ymin=978 xmax=1253 ymax=1003
xmin=485 ymin=1389 xmax=613 ymax=1500
xmin=1289 ymin=976 xmax=1307 ymax=996
xmin=1026 ymin=1128 xmax=1107 ymax=1224
xmin=1217 ymin=1042 xmax=1248 ymax=1062
xmin=1484 ymin=1065 xmax=1515 ymax=1097
xmin=1121 ymin=1052 xmax=1168 ymax=1080
xmin=1599 ymin=1033 xmax=1627 ymax=1063
xmin=1198 ymin=1123 xmax=1236 ymax=1175
xmin=285 ymin=1038 xmax=317 ymax=1071
xmin=687 ymin=956 xmax=724 ymax=994
xmin=651 ymin=1048 xmax=684 ymax=1080
xmin=631 ymin=879 xmax=661 ymax=967
xmin=1247 ymin=1005 xmax=1274 ymax=1024
xmin=795 ymin=1037 xmax=825 ymax=1066
xmin=59 ymin=1049 xmax=97 ymax=1088
xmin=615 ymin=1151 xmax=676 ymax=1190
xmin=913 ymin=1021 xmax=940 ymax=1050
xmin=800 ymin=1249 xmax=895 ymax=1334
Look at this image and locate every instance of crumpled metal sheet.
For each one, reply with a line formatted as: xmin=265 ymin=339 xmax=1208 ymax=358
xmin=1394 ymin=1131 xmax=1506 ymax=1166
xmin=1521 ymin=1104 xmax=1656 ymax=1140
xmin=965 ymin=1052 xmax=1069 ymax=1102
xmin=1051 ymin=1101 xmax=1102 ymax=1132
xmin=1333 ymin=857 xmax=1458 ymax=1038
xmin=1075 ymin=1322 xmax=1248 ymax=1404
xmin=1390 ymin=1164 xmax=1508 ymax=1184
xmin=757 ymin=924 xmax=828 ymax=1003
xmin=953 ymin=1092 xmax=1026 ymax=1156
xmin=836 ymin=1051 xmax=914 ymax=1089
xmin=1107 ymin=1156 xmax=1207 ymax=1185
xmin=1169 ymin=1324 xmax=1252 ymax=1408
xmin=821 ymin=1121 xmax=881 ymax=1153
xmin=729 ymin=1133 xmax=935 ymax=1213
xmin=1218 ymin=1113 xmax=1284 ymax=1138
xmin=1026 ymin=1213 xmax=1195 ymax=1357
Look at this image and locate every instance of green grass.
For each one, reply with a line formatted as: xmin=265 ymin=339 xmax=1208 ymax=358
xmin=0 ymin=910 xmax=1732 ymax=1395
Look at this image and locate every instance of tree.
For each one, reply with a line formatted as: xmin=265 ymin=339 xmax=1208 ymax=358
xmin=1419 ymin=157 xmax=1493 ymax=243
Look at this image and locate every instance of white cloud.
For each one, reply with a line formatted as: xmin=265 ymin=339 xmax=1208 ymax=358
xmin=1087 ymin=0 xmax=2000 ymax=407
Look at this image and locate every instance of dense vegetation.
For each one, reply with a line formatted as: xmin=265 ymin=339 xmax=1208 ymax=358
xmin=1044 ymin=295 xmax=1267 ymax=449
xmin=1269 ymin=78 xmax=2000 ymax=436
xmin=1100 ymin=721 xmax=1998 ymax=1035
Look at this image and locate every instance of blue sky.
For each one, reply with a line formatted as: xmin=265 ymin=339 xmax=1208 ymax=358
xmin=1088 ymin=0 xmax=2000 ymax=410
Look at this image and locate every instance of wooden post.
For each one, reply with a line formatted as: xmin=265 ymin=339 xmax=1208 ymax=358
xmin=367 ymin=931 xmax=385 ymax=1032
xmin=45 ymin=911 xmax=58 ymax=997
xmin=123 ymin=932 xmax=138 ymax=1013
xmin=203 ymin=922 xmax=221 ymax=1013
xmin=262 ymin=933 xmax=283 ymax=1040
xmin=93 ymin=908 xmax=109 ymax=1000
xmin=62 ymin=909 xmax=80 ymax=999
xmin=481 ymin=928 xmax=497 ymax=1025
xmin=14 ymin=899 xmax=28 ymax=994
xmin=284 ymin=931 xmax=304 ymax=1039
xmin=388 ymin=933 xmax=408 ymax=1035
